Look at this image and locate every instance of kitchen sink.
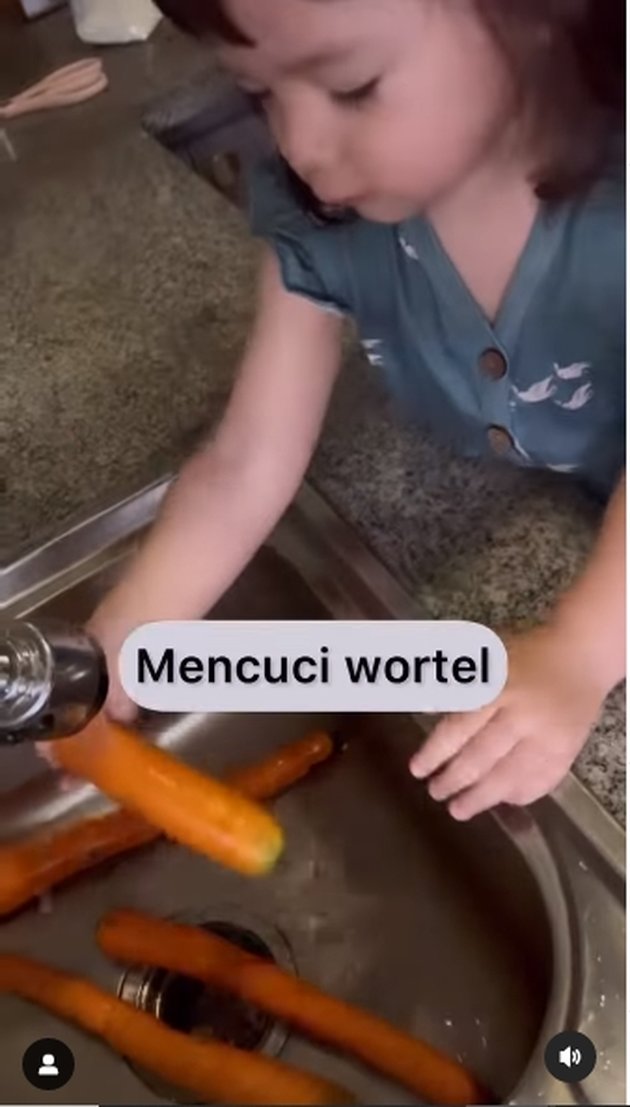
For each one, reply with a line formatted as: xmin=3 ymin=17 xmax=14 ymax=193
xmin=0 ymin=481 xmax=625 ymax=1105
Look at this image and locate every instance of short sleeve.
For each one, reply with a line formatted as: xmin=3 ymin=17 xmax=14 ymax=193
xmin=246 ymin=156 xmax=352 ymax=316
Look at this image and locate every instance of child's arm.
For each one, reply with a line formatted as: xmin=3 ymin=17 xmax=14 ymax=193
xmin=551 ymin=473 xmax=626 ymax=688
xmin=89 ymin=249 xmax=343 ymax=720
xmin=411 ymin=475 xmax=626 ymax=819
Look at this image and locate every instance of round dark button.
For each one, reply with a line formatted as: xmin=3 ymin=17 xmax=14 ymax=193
xmin=544 ymin=1031 xmax=597 ymax=1083
xmin=487 ymin=425 xmax=514 ymax=455
xmin=479 ymin=347 xmax=508 ymax=381
xmin=22 ymin=1037 xmax=75 ymax=1090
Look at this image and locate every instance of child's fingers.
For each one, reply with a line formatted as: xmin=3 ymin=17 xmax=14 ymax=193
xmin=85 ymin=614 xmax=139 ymax=724
xmin=447 ymin=750 xmax=521 ymax=821
xmin=105 ymin=687 xmax=138 ymax=724
xmin=36 ymin=742 xmax=59 ymax=768
xmin=98 ymin=653 xmax=137 ymax=723
xmin=427 ymin=709 xmax=516 ymax=802
xmin=409 ymin=704 xmax=497 ymax=780
xmin=35 ymin=744 xmax=76 ymax=791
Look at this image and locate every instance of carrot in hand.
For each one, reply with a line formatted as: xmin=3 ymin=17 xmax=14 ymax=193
xmin=98 ymin=910 xmax=487 ymax=1106
xmin=0 ymin=732 xmax=335 ymax=917
xmin=0 ymin=954 xmax=354 ymax=1105
xmin=51 ymin=715 xmax=283 ymax=877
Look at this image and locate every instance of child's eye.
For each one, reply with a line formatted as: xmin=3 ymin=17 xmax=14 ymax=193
xmin=332 ymin=78 xmax=380 ymax=107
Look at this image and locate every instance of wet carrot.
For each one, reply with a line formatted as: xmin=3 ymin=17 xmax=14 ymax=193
xmin=0 ymin=732 xmax=334 ymax=917
xmin=51 ymin=715 xmax=283 ymax=877
xmin=99 ymin=910 xmax=487 ymax=1106
xmin=0 ymin=809 xmax=155 ymax=918
xmin=0 ymin=954 xmax=354 ymax=1105
xmin=227 ymin=730 xmax=334 ymax=800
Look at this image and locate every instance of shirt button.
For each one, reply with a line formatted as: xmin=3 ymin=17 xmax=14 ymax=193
xmin=487 ymin=425 xmax=514 ymax=456
xmin=479 ymin=347 xmax=508 ymax=381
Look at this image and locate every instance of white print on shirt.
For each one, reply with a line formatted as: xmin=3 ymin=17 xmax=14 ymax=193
xmin=501 ymin=429 xmax=580 ymax=473
xmin=511 ymin=434 xmax=531 ymax=462
xmin=511 ymin=361 xmax=593 ymax=473
xmin=512 ymin=376 xmax=556 ymax=403
xmin=512 ymin=361 xmax=594 ymax=412
xmin=361 ymin=338 xmax=386 ymax=367
xmin=398 ymin=234 xmax=420 ymax=262
xmin=508 ymin=432 xmax=580 ymax=473
xmin=555 ymin=382 xmax=594 ymax=410
xmin=553 ymin=361 xmax=590 ymax=380
xmin=358 ymin=340 xmax=585 ymax=474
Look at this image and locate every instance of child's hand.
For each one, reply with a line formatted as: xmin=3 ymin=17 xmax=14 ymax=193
xmin=87 ymin=601 xmax=140 ymax=724
xmin=35 ymin=600 xmax=139 ymax=773
xmin=409 ymin=622 xmax=608 ymax=820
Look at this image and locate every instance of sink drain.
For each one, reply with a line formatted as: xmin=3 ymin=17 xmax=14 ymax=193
xmin=118 ymin=914 xmax=293 ymax=1104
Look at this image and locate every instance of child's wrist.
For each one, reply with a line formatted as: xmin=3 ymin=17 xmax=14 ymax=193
xmin=548 ymin=594 xmax=624 ymax=698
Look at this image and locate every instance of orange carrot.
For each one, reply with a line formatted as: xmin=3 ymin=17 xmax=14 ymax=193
xmin=0 ymin=954 xmax=354 ymax=1105
xmin=99 ymin=910 xmax=487 ymax=1107
xmin=227 ymin=730 xmax=334 ymax=800
xmin=0 ymin=809 xmax=155 ymax=918
xmin=0 ymin=732 xmax=334 ymax=917
xmin=51 ymin=715 xmax=283 ymax=877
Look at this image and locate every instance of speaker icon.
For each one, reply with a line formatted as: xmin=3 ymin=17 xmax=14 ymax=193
xmin=545 ymin=1032 xmax=597 ymax=1082
xmin=559 ymin=1046 xmax=582 ymax=1068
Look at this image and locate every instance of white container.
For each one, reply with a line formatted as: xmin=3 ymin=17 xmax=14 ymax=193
xmin=70 ymin=0 xmax=162 ymax=43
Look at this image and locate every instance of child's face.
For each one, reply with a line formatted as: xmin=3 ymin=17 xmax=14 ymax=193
xmin=220 ymin=0 xmax=517 ymax=221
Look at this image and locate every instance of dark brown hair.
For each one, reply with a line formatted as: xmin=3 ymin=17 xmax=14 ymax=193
xmin=155 ymin=0 xmax=624 ymax=200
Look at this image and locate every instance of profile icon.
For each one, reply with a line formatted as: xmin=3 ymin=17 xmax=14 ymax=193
xmin=38 ymin=1052 xmax=59 ymax=1076
xmin=23 ymin=1037 xmax=74 ymax=1090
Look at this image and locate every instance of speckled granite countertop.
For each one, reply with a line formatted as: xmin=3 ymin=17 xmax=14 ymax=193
xmin=3 ymin=12 xmax=624 ymax=825
xmin=2 ymin=10 xmax=258 ymax=563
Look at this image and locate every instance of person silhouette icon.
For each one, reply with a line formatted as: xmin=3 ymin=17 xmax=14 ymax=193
xmin=23 ymin=1037 xmax=75 ymax=1089
xmin=38 ymin=1053 xmax=59 ymax=1077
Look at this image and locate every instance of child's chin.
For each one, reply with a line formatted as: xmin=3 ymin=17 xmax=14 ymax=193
xmin=354 ymin=195 xmax=421 ymax=223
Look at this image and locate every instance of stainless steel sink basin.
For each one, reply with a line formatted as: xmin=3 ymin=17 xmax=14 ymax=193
xmin=0 ymin=481 xmax=625 ymax=1105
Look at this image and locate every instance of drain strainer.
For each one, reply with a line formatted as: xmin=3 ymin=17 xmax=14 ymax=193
xmin=118 ymin=912 xmax=294 ymax=1104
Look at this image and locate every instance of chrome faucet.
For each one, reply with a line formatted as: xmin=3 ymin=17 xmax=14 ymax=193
xmin=0 ymin=619 xmax=108 ymax=746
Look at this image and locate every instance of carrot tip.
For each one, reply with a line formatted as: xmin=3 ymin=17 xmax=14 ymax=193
xmin=258 ymin=829 xmax=285 ymax=873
